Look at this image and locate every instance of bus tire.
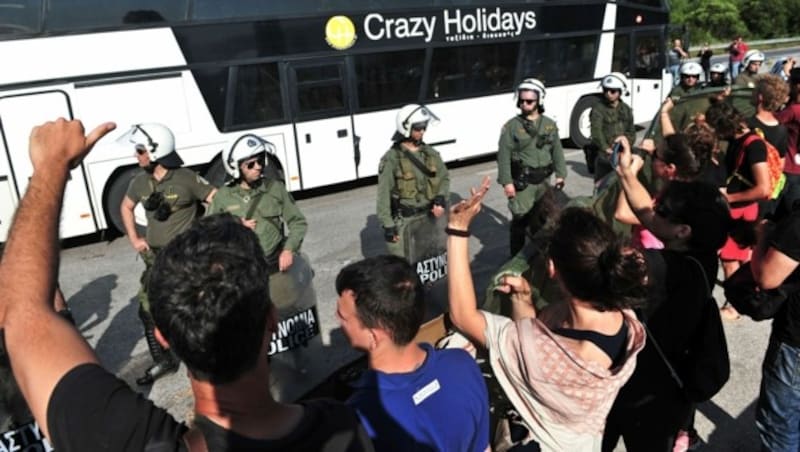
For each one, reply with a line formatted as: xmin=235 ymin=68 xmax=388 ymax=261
xmin=104 ymin=167 xmax=145 ymax=237
xmin=569 ymin=95 xmax=601 ymax=148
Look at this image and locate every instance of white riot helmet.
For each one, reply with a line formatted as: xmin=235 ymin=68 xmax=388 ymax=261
xmin=224 ymin=134 xmax=277 ymax=179
xmin=516 ymin=78 xmax=546 ymax=105
xmin=680 ymin=62 xmax=703 ymax=77
xmin=600 ymin=72 xmax=628 ymax=92
xmin=395 ymin=104 xmax=440 ymax=139
xmin=116 ymin=123 xmax=182 ymax=168
xmin=743 ymin=50 xmax=765 ymax=67
xmin=710 ymin=62 xmax=727 ymax=74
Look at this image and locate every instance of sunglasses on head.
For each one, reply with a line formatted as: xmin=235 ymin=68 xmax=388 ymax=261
xmin=519 ymin=98 xmax=538 ymax=105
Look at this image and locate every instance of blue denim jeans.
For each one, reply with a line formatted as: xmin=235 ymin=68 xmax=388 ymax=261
xmin=756 ymin=340 xmax=800 ymax=451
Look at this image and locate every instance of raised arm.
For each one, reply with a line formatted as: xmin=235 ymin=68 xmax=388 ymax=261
xmin=0 ymin=118 xmax=115 ymax=437
xmin=447 ymin=177 xmax=491 ymax=347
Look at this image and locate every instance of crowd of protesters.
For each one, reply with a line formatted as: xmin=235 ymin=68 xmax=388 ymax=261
xmin=1 ymin=40 xmax=800 ymax=452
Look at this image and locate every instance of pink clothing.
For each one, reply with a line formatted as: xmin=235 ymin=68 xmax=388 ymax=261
xmin=482 ymin=309 xmax=646 ymax=451
xmin=631 ymin=225 xmax=664 ymax=250
xmin=731 ymin=41 xmax=748 ymax=63
xmin=775 ymin=103 xmax=800 ymax=175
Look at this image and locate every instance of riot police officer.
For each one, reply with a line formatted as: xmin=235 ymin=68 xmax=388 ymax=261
xmin=735 ymin=49 xmax=765 ymax=87
xmin=670 ymin=61 xmax=703 ymax=98
xmin=589 ymin=72 xmax=636 ymax=182
xmin=377 ymin=104 xmax=450 ymax=258
xmin=119 ymin=123 xmax=217 ymax=386
xmin=497 ymin=78 xmax=566 ymax=256
xmin=207 ymin=134 xmax=307 ymax=273
xmin=709 ymin=62 xmax=729 ymax=87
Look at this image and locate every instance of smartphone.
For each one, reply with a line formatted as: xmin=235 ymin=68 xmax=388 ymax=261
xmin=610 ymin=141 xmax=622 ymax=169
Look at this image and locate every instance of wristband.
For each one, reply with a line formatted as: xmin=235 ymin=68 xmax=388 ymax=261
xmin=445 ymin=227 xmax=470 ymax=237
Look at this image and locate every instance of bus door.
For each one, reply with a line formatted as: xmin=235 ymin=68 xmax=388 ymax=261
xmin=287 ymin=60 xmax=356 ymax=190
xmin=0 ymin=91 xmax=98 ymax=242
xmin=630 ymin=30 xmax=667 ymax=125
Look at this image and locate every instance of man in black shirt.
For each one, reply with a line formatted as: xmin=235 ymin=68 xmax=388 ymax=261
xmin=0 ymin=119 xmax=373 ymax=451
xmin=752 ymin=209 xmax=800 ymax=451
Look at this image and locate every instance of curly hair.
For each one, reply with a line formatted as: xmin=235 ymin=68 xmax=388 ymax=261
xmin=756 ymin=74 xmax=790 ymax=112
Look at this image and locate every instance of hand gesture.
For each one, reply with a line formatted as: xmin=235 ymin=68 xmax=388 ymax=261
xmin=29 ymin=118 xmax=115 ymax=171
xmin=449 ymin=176 xmax=491 ymax=231
xmin=614 ymin=136 xmax=644 ymax=177
xmin=495 ymin=274 xmax=536 ymax=315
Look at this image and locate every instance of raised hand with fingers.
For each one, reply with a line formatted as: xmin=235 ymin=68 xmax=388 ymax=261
xmin=449 ymin=176 xmax=491 ymax=232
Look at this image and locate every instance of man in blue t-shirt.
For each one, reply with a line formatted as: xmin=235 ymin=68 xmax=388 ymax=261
xmin=336 ymin=256 xmax=490 ymax=452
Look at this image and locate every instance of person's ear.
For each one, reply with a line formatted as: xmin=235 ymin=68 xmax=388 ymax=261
xmin=675 ymin=224 xmax=692 ymax=241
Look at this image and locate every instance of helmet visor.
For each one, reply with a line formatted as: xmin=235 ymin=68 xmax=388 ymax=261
xmin=115 ymin=125 xmax=153 ymax=152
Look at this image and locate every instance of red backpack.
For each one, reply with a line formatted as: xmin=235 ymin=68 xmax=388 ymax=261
xmin=728 ymin=129 xmax=786 ymax=200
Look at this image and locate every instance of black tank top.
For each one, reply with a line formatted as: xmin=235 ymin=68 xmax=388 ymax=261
xmin=553 ymin=320 xmax=629 ymax=368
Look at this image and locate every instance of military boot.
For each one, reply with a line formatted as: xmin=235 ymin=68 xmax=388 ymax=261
xmin=136 ymin=307 xmax=178 ymax=386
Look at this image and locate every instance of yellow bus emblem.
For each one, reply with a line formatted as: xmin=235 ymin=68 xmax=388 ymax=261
xmin=325 ymin=16 xmax=356 ymax=50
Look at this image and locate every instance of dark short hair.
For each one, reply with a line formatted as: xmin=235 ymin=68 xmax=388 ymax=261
xmin=661 ymin=133 xmax=709 ymax=180
xmin=148 ymin=213 xmax=272 ymax=384
xmin=657 ymin=180 xmax=732 ymax=251
xmin=335 ymin=255 xmax=425 ymax=345
xmin=705 ymin=101 xmax=745 ymax=139
xmin=548 ymin=208 xmax=648 ymax=311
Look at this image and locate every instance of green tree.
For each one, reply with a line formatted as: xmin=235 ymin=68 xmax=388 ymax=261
xmin=740 ymin=0 xmax=788 ymax=38
xmin=670 ymin=0 xmax=746 ymax=44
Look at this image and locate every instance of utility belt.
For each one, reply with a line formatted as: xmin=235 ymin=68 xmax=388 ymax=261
xmin=511 ymin=162 xmax=553 ymax=191
xmin=396 ymin=204 xmax=429 ymax=218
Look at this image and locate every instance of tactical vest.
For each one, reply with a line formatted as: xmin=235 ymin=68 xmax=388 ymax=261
xmin=393 ymin=147 xmax=442 ymax=202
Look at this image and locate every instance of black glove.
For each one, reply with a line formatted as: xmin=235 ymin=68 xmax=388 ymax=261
xmin=384 ymin=227 xmax=398 ymax=242
xmin=431 ymin=195 xmax=447 ymax=208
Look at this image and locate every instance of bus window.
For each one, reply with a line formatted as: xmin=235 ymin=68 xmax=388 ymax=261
xmin=613 ymin=33 xmax=631 ymax=75
xmin=0 ymin=0 xmax=41 ymax=35
xmin=355 ymin=50 xmax=425 ymax=111
xmin=294 ymin=65 xmax=345 ymax=117
xmin=233 ymin=63 xmax=285 ymax=127
xmin=47 ymin=0 xmax=187 ymax=31
xmin=521 ymin=35 xmax=597 ymax=85
xmin=634 ymin=32 xmax=663 ymax=78
xmin=191 ymin=66 xmax=228 ymax=131
xmin=428 ymin=42 xmax=518 ymax=100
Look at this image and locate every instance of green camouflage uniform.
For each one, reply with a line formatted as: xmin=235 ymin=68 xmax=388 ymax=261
xmin=590 ymin=99 xmax=636 ymax=151
xmin=497 ymin=114 xmax=566 ymax=254
xmin=734 ymin=71 xmax=758 ymax=88
xmin=126 ymin=168 xmax=214 ymax=311
xmin=377 ymin=143 xmax=449 ymax=257
xmin=207 ymin=178 xmax=308 ymax=309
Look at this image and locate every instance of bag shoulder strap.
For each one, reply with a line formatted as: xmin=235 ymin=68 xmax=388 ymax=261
xmin=640 ymin=321 xmax=685 ymax=390
xmin=398 ymin=147 xmax=436 ymax=178
xmin=685 ymin=255 xmax=712 ymax=297
xmin=244 ymin=180 xmax=272 ymax=220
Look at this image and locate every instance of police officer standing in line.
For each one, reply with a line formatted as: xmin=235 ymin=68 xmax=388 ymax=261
xmin=589 ymin=72 xmax=636 ymax=182
xmin=497 ymin=78 xmax=566 ymax=256
xmin=735 ymin=50 xmax=765 ymax=87
xmin=206 ymin=134 xmax=307 ymax=275
xmin=377 ymin=104 xmax=450 ymax=258
xmin=670 ymin=61 xmax=703 ymax=98
xmin=709 ymin=62 xmax=729 ymax=87
xmin=119 ymin=123 xmax=216 ymax=386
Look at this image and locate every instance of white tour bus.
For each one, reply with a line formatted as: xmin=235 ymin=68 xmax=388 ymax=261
xmin=0 ymin=0 xmax=672 ymax=242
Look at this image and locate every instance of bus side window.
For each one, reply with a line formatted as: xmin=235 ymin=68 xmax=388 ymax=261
xmin=232 ymin=63 xmax=285 ymax=127
xmin=355 ymin=50 xmax=425 ymax=110
xmin=427 ymin=42 xmax=518 ymax=101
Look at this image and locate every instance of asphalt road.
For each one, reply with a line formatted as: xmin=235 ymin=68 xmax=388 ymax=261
xmin=43 ymin=145 xmax=770 ymax=451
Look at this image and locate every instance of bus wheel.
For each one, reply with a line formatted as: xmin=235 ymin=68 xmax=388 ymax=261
xmin=569 ymin=96 xmax=600 ymax=148
xmin=105 ymin=167 xmax=145 ymax=236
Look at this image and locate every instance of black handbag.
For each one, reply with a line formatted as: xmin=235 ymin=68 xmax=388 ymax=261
xmin=723 ymin=261 xmax=800 ymax=321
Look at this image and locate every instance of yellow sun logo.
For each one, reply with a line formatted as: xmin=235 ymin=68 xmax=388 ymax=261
xmin=325 ymin=16 xmax=356 ymax=50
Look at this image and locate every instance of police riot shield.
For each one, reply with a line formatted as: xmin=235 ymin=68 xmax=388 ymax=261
xmin=266 ymin=252 xmax=324 ymax=402
xmin=404 ymin=214 xmax=448 ymax=316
